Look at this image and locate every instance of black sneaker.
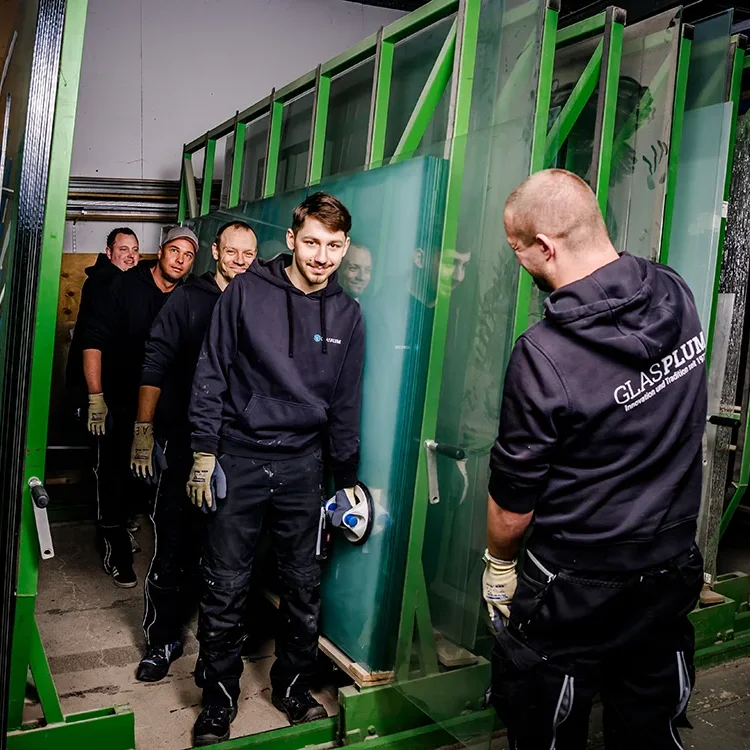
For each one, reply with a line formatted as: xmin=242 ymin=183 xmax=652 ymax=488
xmin=271 ymin=690 xmax=327 ymax=725
xmin=193 ymin=704 xmax=237 ymax=747
xmin=136 ymin=641 xmax=183 ymax=682
xmin=111 ymin=566 xmax=137 ymax=588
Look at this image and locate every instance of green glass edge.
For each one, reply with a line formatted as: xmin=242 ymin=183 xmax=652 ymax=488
xmin=263 ymin=99 xmax=284 ymax=199
xmin=200 ymin=137 xmax=216 ymax=216
xmin=368 ymin=39 xmax=394 ymax=168
xmin=308 ymin=73 xmax=331 ymax=185
xmin=228 ymin=118 xmax=246 ymax=209
xmin=556 ymin=10 xmax=606 ymax=47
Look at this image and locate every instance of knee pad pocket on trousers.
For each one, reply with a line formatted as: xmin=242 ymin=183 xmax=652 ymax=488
xmin=201 ymin=565 xmax=252 ymax=593
xmin=277 ymin=562 xmax=320 ymax=590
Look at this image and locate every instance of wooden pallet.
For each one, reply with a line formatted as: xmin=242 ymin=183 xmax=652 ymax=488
xmin=264 ymin=590 xmax=394 ymax=688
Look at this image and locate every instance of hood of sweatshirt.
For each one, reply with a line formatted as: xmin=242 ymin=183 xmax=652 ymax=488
xmin=187 ymin=271 xmax=222 ymax=298
xmin=85 ymin=252 xmax=120 ymax=279
xmin=544 ymin=253 xmax=684 ymax=365
xmin=250 ymin=254 xmax=344 ymax=357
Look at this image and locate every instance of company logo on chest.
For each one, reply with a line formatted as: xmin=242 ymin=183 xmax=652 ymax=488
xmin=314 ymin=333 xmax=342 ymax=346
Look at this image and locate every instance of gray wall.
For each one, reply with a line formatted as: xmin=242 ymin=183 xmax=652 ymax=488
xmin=67 ymin=0 xmax=403 ymax=253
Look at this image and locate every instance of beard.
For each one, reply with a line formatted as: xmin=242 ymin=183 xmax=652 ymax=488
xmin=532 ymin=273 xmax=554 ymax=294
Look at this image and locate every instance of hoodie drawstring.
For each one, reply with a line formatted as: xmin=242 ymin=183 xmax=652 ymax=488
xmin=286 ymin=288 xmax=294 ymax=359
xmin=320 ymin=292 xmax=328 ymax=355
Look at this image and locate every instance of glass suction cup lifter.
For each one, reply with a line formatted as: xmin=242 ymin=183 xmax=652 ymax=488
xmin=324 ymin=482 xmax=375 ymax=545
xmin=424 ymin=439 xmax=468 ymax=505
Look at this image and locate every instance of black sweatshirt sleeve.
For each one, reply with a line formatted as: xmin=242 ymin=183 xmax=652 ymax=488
xmin=79 ymin=278 xmax=119 ymax=351
xmin=189 ymin=279 xmax=241 ymax=455
xmin=489 ymin=336 xmax=568 ymax=514
xmin=328 ymin=312 xmax=365 ymax=490
xmin=141 ymin=289 xmax=188 ymax=389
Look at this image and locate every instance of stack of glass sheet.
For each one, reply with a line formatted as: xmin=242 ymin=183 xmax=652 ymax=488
xmin=188 ymin=155 xmax=448 ymax=671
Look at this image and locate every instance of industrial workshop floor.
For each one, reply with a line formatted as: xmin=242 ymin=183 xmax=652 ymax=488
xmin=26 ymin=519 xmax=750 ymax=750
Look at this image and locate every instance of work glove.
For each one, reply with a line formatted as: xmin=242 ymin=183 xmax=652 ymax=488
xmin=482 ymin=549 xmax=517 ymax=629
xmin=87 ymin=393 xmax=108 ymax=436
xmin=130 ymin=423 xmax=167 ymax=485
xmin=186 ymin=452 xmax=227 ymax=513
xmin=324 ymin=487 xmax=357 ymax=527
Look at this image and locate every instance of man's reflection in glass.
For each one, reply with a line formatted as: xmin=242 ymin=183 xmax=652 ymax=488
xmin=339 ymin=244 xmax=372 ymax=302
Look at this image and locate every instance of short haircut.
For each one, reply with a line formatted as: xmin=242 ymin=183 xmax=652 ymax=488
xmin=215 ymin=220 xmax=256 ymax=246
xmin=504 ymin=169 xmax=609 ymax=251
xmin=106 ymin=227 xmax=138 ymax=249
xmin=292 ymin=192 xmax=352 ymax=236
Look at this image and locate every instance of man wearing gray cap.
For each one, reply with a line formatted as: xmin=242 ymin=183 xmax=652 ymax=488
xmin=81 ymin=226 xmax=197 ymax=587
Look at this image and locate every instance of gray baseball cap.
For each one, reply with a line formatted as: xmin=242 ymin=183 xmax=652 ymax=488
xmin=162 ymin=225 xmax=199 ymax=251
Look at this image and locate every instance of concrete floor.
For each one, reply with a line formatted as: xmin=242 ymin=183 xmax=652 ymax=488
xmin=27 ymin=518 xmax=750 ymax=750
xmin=27 ymin=519 xmax=338 ymax=749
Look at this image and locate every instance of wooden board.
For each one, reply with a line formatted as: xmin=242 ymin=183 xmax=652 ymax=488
xmin=264 ymin=589 xmax=394 ymax=688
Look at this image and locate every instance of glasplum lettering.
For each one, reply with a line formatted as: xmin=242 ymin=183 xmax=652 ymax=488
xmin=614 ymin=332 xmax=705 ymax=409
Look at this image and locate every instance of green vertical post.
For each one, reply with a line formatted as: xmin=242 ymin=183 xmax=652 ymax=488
xmin=367 ymin=26 xmax=394 ymax=168
xmin=394 ymin=0 xmax=481 ymax=681
xmin=706 ymin=36 xmax=746 ymax=367
xmin=7 ymin=0 xmax=89 ymax=729
xmin=308 ymin=66 xmax=331 ymax=185
xmin=591 ymin=7 xmax=625 ymax=212
xmin=660 ymin=27 xmax=692 ymax=265
xmin=177 ymin=157 xmax=188 ymax=222
xmin=513 ymin=2 xmax=559 ymax=340
xmin=264 ymin=92 xmax=284 ymax=198
xmin=228 ymin=111 xmax=246 ymax=208
xmin=200 ymin=134 xmax=216 ymax=216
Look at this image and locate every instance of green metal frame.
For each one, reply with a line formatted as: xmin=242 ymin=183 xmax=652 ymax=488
xmin=7 ymin=1 xmax=136 ymax=748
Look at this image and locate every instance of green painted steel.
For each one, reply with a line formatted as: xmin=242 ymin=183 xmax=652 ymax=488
xmin=383 ymin=0 xmax=458 ymax=43
xmin=27 ymin=619 xmax=63 ymax=725
xmin=263 ymin=98 xmax=284 ymax=199
xmin=229 ymin=115 xmax=246 ymax=208
xmin=200 ymin=136 xmax=216 ymax=216
xmin=660 ymin=31 xmax=692 ymax=264
xmin=308 ymin=70 xmax=331 ymax=184
xmin=200 ymin=718 xmax=337 ymax=749
xmin=368 ymin=35 xmax=395 ymax=168
xmin=7 ymin=707 xmax=136 ymax=750
xmin=8 ymin=0 xmax=90 ymax=731
xmin=178 ymin=151 xmax=188 ymax=222
xmin=393 ymin=0 xmax=481 ymax=681
xmin=391 ymin=21 xmax=457 ymax=164
xmin=556 ymin=11 xmax=606 ymax=47
xmin=592 ymin=10 xmax=624 ymax=211
xmin=513 ymin=4 xmax=559 ymax=340
xmin=544 ymin=40 xmax=602 ymax=167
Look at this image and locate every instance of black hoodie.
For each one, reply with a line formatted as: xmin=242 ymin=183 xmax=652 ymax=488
xmin=141 ymin=272 xmax=221 ymax=433
xmin=66 ymin=253 xmax=122 ymax=401
xmin=81 ymin=259 xmax=178 ymax=413
xmin=489 ymin=254 xmax=708 ymax=571
xmin=190 ymin=254 xmax=365 ymax=489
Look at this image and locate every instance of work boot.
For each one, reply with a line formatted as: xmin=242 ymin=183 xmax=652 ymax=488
xmin=136 ymin=641 xmax=183 ymax=682
xmin=700 ymin=583 xmax=725 ymax=607
xmin=271 ymin=690 xmax=327 ymax=725
xmin=193 ymin=705 xmax=237 ymax=747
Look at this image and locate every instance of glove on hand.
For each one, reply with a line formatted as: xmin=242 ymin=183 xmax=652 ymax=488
xmin=186 ymin=452 xmax=227 ymax=512
xmin=324 ymin=487 xmax=357 ymax=527
xmin=87 ymin=393 xmax=108 ymax=436
xmin=130 ymin=423 xmax=167 ymax=484
xmin=482 ymin=549 xmax=517 ymax=626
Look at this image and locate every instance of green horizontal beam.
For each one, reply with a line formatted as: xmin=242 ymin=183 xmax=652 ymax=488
xmin=204 ymin=717 xmax=337 ymax=749
xmin=7 ymin=707 xmax=135 ymax=750
xmin=383 ymin=0 xmax=457 ymax=43
xmin=184 ymin=96 xmax=272 ymax=153
xmin=391 ymin=20 xmax=457 ymax=163
xmin=545 ymin=40 xmax=602 ymax=167
xmin=321 ymin=31 xmax=378 ymax=76
xmin=274 ymin=69 xmax=317 ymax=103
xmin=556 ymin=11 xmax=606 ymax=47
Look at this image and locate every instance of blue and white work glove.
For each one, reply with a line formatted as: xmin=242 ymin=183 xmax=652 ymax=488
xmin=186 ymin=452 xmax=227 ymax=513
xmin=482 ymin=549 xmax=517 ymax=630
xmin=130 ymin=422 xmax=167 ymax=485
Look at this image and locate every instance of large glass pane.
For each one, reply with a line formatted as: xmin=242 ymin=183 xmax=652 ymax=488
xmin=323 ymin=57 xmax=375 ymax=178
xmin=241 ymin=114 xmax=270 ymax=202
xmin=384 ymin=15 xmax=455 ymax=162
xmin=276 ymin=90 xmax=314 ymax=194
xmin=606 ymin=9 xmax=680 ymax=260
xmin=685 ymin=11 xmax=733 ymax=111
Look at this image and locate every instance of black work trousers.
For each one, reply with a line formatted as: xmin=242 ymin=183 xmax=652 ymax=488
xmin=491 ymin=544 xmax=703 ymax=750
xmin=143 ymin=435 xmax=204 ymax=647
xmin=197 ymin=451 xmax=324 ymax=708
xmin=94 ymin=407 xmax=135 ymax=573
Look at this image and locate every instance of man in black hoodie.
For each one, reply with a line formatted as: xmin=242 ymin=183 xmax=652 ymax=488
xmin=65 ymin=227 xmax=140 ymax=409
xmin=132 ymin=220 xmax=257 ymax=683
xmin=188 ymin=193 xmax=364 ymax=745
xmin=81 ymin=226 xmax=197 ymax=587
xmin=485 ymin=169 xmax=707 ymax=749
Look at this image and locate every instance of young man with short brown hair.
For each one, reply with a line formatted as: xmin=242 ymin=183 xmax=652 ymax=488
xmin=188 ymin=193 xmax=365 ymax=745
